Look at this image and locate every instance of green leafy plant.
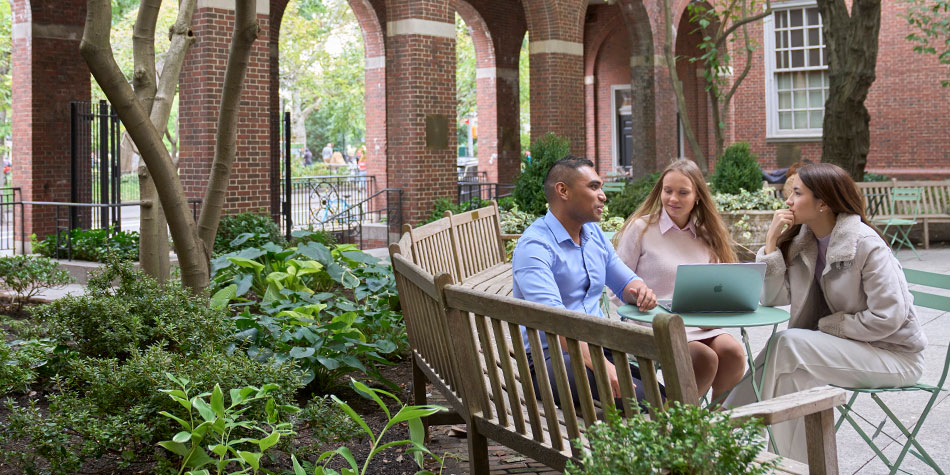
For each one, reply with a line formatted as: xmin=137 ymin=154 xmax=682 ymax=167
xmin=0 ymin=338 xmax=55 ymax=394
xmin=298 ymin=395 xmax=364 ymax=446
xmin=711 ymin=142 xmax=763 ymax=194
xmin=32 ymin=226 xmax=139 ymax=262
xmin=565 ymin=401 xmax=777 ymax=474
xmin=215 ymin=212 xmax=286 ymax=255
xmin=290 ymin=379 xmax=446 ymax=475
xmin=713 ymin=188 xmax=785 ymax=212
xmin=513 ymin=133 xmax=571 ymax=216
xmin=0 ymin=255 xmax=72 ymax=312
xmin=605 ymin=172 xmax=662 ymax=220
xmin=157 ymin=373 xmax=299 ymax=475
xmin=862 ymin=172 xmax=891 ymax=182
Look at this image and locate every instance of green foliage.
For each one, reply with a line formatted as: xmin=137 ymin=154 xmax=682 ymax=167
xmin=565 ymin=402 xmax=777 ymax=475
xmin=713 ymin=188 xmax=785 ymax=212
xmin=423 ymin=197 xmax=491 ymax=225
xmin=456 ymin=14 xmax=477 ymax=135
xmin=157 ymin=374 xmax=299 ymax=475
xmin=0 ymin=256 xmax=72 ymax=312
xmin=711 ymin=142 xmax=763 ymax=194
xmin=904 ymin=0 xmax=950 ymax=87
xmin=33 ymin=260 xmax=231 ymax=359
xmin=212 ymin=241 xmax=404 ymax=392
xmin=215 ymin=212 xmax=286 ymax=255
xmin=862 ymin=172 xmax=891 ymax=182
xmin=513 ymin=133 xmax=571 ymax=216
xmin=299 ymin=395 xmax=364 ymax=446
xmin=32 ymin=227 xmax=140 ymax=262
xmin=290 ymin=379 xmax=445 ymax=475
xmin=605 ymin=172 xmax=662 ymax=220
xmin=0 ymin=339 xmax=54 ymax=394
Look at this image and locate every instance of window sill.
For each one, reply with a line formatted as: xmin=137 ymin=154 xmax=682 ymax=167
xmin=765 ymin=135 xmax=822 ymax=143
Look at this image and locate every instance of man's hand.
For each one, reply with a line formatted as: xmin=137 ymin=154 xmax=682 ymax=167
xmin=623 ymin=279 xmax=657 ymax=311
xmin=606 ymin=361 xmax=635 ymax=400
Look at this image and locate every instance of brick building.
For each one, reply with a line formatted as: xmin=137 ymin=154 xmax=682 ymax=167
xmin=11 ymin=0 xmax=949 ymax=243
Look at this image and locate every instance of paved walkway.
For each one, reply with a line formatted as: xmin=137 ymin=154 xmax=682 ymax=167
xmin=9 ymin=246 xmax=949 ymax=474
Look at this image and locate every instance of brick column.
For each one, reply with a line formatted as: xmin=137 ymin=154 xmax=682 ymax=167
xmin=11 ymin=0 xmax=89 ymax=250
xmin=349 ymin=0 xmax=387 ymax=195
xmin=179 ymin=0 xmax=271 ymax=215
xmin=523 ymin=0 xmax=587 ymax=156
xmin=385 ymin=0 xmax=456 ymax=225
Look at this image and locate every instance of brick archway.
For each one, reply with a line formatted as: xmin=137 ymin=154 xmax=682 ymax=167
xmin=615 ymin=0 xmax=661 ymax=177
xmin=454 ymin=0 xmax=498 ymax=182
xmin=674 ymin=0 xmax=716 ymax=168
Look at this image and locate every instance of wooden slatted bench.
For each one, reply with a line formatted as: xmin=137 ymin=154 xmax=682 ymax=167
xmin=390 ymin=246 xmax=847 ymax=474
xmin=858 ymin=180 xmax=950 ymax=249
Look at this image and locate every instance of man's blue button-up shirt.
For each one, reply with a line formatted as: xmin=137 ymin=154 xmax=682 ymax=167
xmin=512 ymin=211 xmax=640 ymax=354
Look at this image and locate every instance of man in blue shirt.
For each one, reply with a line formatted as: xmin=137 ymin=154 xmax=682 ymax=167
xmin=513 ymin=155 xmax=658 ymax=408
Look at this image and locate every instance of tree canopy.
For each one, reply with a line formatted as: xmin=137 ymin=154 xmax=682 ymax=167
xmin=905 ymin=0 xmax=950 ymax=86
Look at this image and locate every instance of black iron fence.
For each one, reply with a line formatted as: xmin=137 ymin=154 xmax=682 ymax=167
xmin=0 ymin=188 xmax=23 ymax=251
xmin=70 ymin=100 xmax=133 ymax=229
xmin=320 ymin=188 xmax=403 ymax=248
xmin=282 ymin=175 xmax=377 ymax=235
xmin=458 ymin=182 xmax=515 ymax=205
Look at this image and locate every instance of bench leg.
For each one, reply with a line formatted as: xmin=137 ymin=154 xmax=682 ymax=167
xmin=923 ymin=219 xmax=930 ymax=249
xmin=412 ymin=358 xmax=429 ymax=439
xmin=468 ymin=421 xmax=489 ymax=475
xmin=804 ymin=408 xmax=839 ymax=475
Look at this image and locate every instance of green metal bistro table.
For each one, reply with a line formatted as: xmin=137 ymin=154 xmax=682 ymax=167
xmin=618 ymin=304 xmax=791 ymax=452
xmin=617 ymin=305 xmax=790 ymax=400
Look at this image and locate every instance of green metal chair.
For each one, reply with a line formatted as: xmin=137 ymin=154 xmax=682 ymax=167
xmin=874 ymin=187 xmax=923 ymax=260
xmin=833 ymin=268 xmax=949 ymax=474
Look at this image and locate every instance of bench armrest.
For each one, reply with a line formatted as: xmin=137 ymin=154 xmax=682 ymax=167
xmin=728 ymin=386 xmax=846 ymax=425
xmin=500 ymin=233 xmax=521 ymax=241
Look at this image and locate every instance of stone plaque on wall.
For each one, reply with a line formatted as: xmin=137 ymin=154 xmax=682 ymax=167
xmin=426 ymin=114 xmax=449 ymax=150
xmin=776 ymin=143 xmax=801 ymax=168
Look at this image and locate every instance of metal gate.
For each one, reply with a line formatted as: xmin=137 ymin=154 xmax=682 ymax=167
xmin=69 ymin=100 xmax=125 ymax=230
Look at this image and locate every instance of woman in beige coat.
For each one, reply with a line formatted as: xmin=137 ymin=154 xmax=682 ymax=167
xmin=724 ymin=163 xmax=927 ymax=463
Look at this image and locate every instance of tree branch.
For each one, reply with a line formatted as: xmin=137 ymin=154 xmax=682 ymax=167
xmin=132 ymin=0 xmax=160 ymax=111
xmin=197 ymin=0 xmax=260 ymax=252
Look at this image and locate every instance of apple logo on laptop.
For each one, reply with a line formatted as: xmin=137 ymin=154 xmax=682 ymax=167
xmin=714 ymin=284 xmax=723 ymax=293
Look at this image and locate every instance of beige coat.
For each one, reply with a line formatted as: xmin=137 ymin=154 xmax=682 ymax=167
xmin=756 ymin=213 xmax=927 ymax=353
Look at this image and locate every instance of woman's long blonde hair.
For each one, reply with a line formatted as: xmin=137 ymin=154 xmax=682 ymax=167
xmin=612 ymin=159 xmax=737 ymax=263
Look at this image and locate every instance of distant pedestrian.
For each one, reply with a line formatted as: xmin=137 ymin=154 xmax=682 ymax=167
xmin=303 ymin=147 xmax=313 ymax=166
xmin=322 ymin=143 xmax=333 ymax=163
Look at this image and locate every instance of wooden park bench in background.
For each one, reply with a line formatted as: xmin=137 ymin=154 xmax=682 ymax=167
xmin=857 ymin=180 xmax=950 ymax=249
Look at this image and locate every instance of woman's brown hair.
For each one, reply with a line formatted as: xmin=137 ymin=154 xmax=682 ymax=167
xmin=776 ymin=162 xmax=882 ymax=257
xmin=613 ymin=159 xmax=737 ymax=263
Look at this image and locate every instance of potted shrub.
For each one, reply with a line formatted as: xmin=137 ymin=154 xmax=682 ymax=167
xmin=711 ymin=143 xmax=783 ymax=261
xmin=566 ymin=401 xmax=778 ymax=474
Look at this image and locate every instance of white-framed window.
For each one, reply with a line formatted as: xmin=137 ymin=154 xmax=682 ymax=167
xmin=764 ymin=1 xmax=828 ymax=140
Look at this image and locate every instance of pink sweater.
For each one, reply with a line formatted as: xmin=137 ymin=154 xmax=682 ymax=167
xmin=613 ymin=210 xmax=726 ymax=341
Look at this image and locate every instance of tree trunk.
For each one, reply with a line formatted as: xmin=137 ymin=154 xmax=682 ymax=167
xmin=82 ymin=0 xmax=209 ymax=292
xmin=817 ymin=0 xmax=881 ymax=181
xmin=663 ymin=0 xmax=707 ymax=170
xmin=196 ymin=0 xmax=260 ymax=254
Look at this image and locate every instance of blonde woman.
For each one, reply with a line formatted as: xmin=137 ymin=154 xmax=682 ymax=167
xmin=612 ymin=159 xmax=745 ymax=400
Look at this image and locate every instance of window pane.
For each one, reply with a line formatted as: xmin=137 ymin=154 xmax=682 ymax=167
xmin=810 ymin=110 xmax=823 ymax=128
xmin=808 ymin=48 xmax=821 ymax=67
xmin=809 ymin=90 xmax=823 ymax=107
xmin=780 ymin=111 xmax=793 ymax=129
xmin=808 ymin=71 xmax=824 ymax=88
xmin=793 ymin=72 xmax=806 ymax=89
xmin=794 ymin=91 xmax=807 ymax=108
xmin=777 ymin=10 xmax=787 ymax=28
xmin=790 ymin=9 xmax=803 ymax=27
xmin=791 ymin=49 xmax=804 ymax=67
xmin=779 ymin=92 xmax=792 ymax=109
xmin=782 ymin=31 xmax=789 ymax=48
xmin=794 ymin=111 xmax=808 ymax=128
xmin=806 ymin=8 xmax=820 ymax=26
xmin=778 ymin=74 xmax=792 ymax=90
xmin=821 ymin=46 xmax=828 ymax=65
xmin=808 ymin=28 xmax=820 ymax=47
xmin=776 ymin=51 xmax=784 ymax=68
xmin=791 ymin=29 xmax=804 ymax=47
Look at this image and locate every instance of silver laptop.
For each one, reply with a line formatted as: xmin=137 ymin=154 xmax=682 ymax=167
xmin=656 ymin=263 xmax=767 ymax=313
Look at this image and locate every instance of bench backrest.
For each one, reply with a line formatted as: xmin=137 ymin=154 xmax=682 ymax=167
xmin=858 ymin=180 xmax=950 ymax=217
xmin=404 ymin=216 xmax=461 ymax=281
xmin=444 ymin=202 xmax=507 ymax=281
xmin=442 ymin=284 xmax=699 ymax=468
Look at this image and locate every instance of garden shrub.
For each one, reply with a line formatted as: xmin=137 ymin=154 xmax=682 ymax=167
xmin=0 ymin=339 xmax=53 ymax=394
xmin=605 ymin=172 xmax=661 ymax=220
xmin=0 ymin=256 xmax=72 ymax=312
xmin=423 ymin=197 xmax=492 ymax=225
xmin=298 ymin=395 xmax=364 ymax=446
xmin=513 ymin=133 xmax=571 ymax=216
xmin=32 ymin=227 xmax=139 ymax=262
xmin=714 ymin=188 xmax=786 ymax=212
xmin=566 ymin=402 xmax=776 ymax=475
xmin=711 ymin=142 xmax=764 ymax=194
xmin=862 ymin=172 xmax=890 ymax=182
xmin=0 ymin=259 xmax=303 ymax=473
xmin=214 ymin=212 xmax=285 ymax=255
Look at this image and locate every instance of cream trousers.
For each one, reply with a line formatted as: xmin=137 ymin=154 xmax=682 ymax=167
xmin=723 ymin=328 xmax=925 ymax=463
